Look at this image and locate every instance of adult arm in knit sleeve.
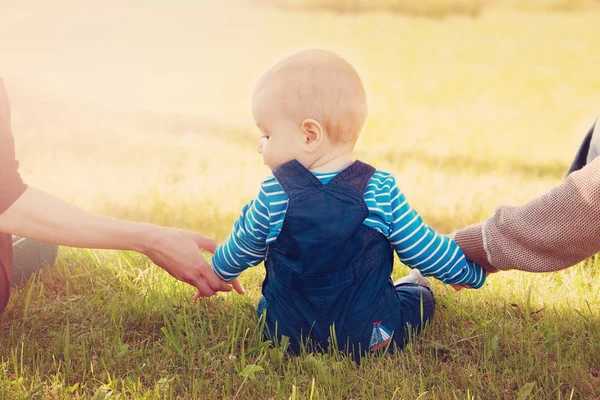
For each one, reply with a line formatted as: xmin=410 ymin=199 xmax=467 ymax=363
xmin=453 ymin=156 xmax=600 ymax=273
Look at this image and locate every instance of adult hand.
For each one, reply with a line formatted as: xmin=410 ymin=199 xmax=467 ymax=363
xmin=142 ymin=226 xmax=244 ymax=297
xmin=193 ymin=275 xmax=244 ymax=300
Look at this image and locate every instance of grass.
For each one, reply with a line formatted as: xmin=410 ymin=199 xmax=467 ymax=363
xmin=1 ymin=251 xmax=598 ymax=398
xmin=1 ymin=0 xmax=600 ymax=398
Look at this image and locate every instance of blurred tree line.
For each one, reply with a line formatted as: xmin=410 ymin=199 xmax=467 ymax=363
xmin=257 ymin=0 xmax=600 ymax=17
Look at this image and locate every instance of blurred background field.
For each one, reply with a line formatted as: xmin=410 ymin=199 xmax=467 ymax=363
xmin=260 ymin=0 xmax=600 ymax=16
xmin=0 ymin=0 xmax=599 ymax=398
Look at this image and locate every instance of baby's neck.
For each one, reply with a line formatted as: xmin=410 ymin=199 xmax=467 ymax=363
xmin=307 ymin=150 xmax=354 ymax=173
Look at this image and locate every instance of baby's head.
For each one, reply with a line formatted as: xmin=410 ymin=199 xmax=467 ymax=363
xmin=252 ymin=49 xmax=367 ymax=170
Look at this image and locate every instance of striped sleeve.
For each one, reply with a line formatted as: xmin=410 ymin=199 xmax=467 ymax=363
xmin=211 ymin=181 xmax=272 ymax=281
xmin=387 ymin=176 xmax=486 ymax=288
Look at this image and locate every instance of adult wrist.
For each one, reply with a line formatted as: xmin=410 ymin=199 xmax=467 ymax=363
xmin=129 ymin=222 xmax=162 ymax=256
xmin=453 ymin=223 xmax=499 ymax=273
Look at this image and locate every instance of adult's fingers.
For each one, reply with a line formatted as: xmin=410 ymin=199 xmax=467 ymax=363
xmin=194 ymin=232 xmax=218 ymax=254
xmin=191 ymin=278 xmax=217 ymax=300
xmin=231 ymin=278 xmax=245 ymax=294
xmin=193 ymin=289 xmax=212 ymax=301
xmin=209 ymin=278 xmax=232 ymax=293
xmin=199 ymin=263 xmax=232 ymax=293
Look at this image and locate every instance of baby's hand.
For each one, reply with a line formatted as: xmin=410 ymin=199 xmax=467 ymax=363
xmin=192 ymin=264 xmax=245 ymax=300
xmin=451 ymin=284 xmax=471 ymax=291
xmin=451 ymin=270 xmax=490 ymax=291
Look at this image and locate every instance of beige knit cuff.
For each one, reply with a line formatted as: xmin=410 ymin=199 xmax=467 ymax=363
xmin=452 ymin=223 xmax=500 ymax=273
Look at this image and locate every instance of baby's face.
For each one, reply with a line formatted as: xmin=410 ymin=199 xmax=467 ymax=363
xmin=252 ymin=86 xmax=306 ymax=170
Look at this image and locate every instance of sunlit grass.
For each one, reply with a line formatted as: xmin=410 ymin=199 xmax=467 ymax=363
xmin=0 ymin=1 xmax=599 ymax=398
xmin=0 ymin=249 xmax=598 ymax=398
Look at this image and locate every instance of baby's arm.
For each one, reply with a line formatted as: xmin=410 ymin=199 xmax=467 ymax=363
xmin=387 ymin=178 xmax=486 ymax=288
xmin=211 ymin=183 xmax=271 ymax=281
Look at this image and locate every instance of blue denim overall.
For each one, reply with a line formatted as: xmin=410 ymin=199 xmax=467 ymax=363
xmin=257 ymin=160 xmax=435 ymax=358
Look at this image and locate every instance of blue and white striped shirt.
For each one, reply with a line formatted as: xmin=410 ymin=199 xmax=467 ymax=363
xmin=212 ymin=169 xmax=486 ymax=288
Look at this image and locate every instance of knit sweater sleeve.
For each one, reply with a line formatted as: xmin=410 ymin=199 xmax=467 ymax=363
xmin=454 ymin=156 xmax=600 ymax=272
xmin=0 ymin=77 xmax=27 ymax=215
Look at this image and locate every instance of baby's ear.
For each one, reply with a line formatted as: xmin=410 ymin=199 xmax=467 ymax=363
xmin=300 ymin=118 xmax=324 ymax=148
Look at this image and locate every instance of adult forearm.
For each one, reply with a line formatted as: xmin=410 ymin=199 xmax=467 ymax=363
xmin=455 ymin=157 xmax=600 ymax=272
xmin=0 ymin=186 xmax=242 ymax=296
xmin=0 ymin=186 xmax=151 ymax=253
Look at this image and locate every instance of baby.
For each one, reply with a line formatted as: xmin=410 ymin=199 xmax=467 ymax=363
xmin=210 ymin=49 xmax=486 ymax=357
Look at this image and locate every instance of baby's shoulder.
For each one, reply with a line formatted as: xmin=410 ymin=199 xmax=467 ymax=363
xmin=361 ymin=170 xmax=398 ymax=203
xmin=261 ymin=175 xmax=276 ymax=185
xmin=259 ymin=175 xmax=283 ymax=192
xmin=367 ymin=169 xmax=398 ymax=189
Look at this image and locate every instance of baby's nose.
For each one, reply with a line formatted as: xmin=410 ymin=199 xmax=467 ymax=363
xmin=257 ymin=141 xmax=263 ymax=154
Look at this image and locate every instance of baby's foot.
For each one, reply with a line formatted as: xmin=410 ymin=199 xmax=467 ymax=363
xmin=394 ymin=269 xmax=431 ymax=288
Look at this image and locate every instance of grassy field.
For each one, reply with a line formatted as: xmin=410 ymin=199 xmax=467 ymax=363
xmin=1 ymin=0 xmax=600 ymax=398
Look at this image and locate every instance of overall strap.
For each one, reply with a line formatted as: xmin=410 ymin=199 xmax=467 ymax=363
xmin=327 ymin=160 xmax=376 ymax=197
xmin=272 ymin=160 xmax=323 ymax=197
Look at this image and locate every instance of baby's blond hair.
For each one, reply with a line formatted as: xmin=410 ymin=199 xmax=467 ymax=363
xmin=254 ymin=49 xmax=368 ymax=144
